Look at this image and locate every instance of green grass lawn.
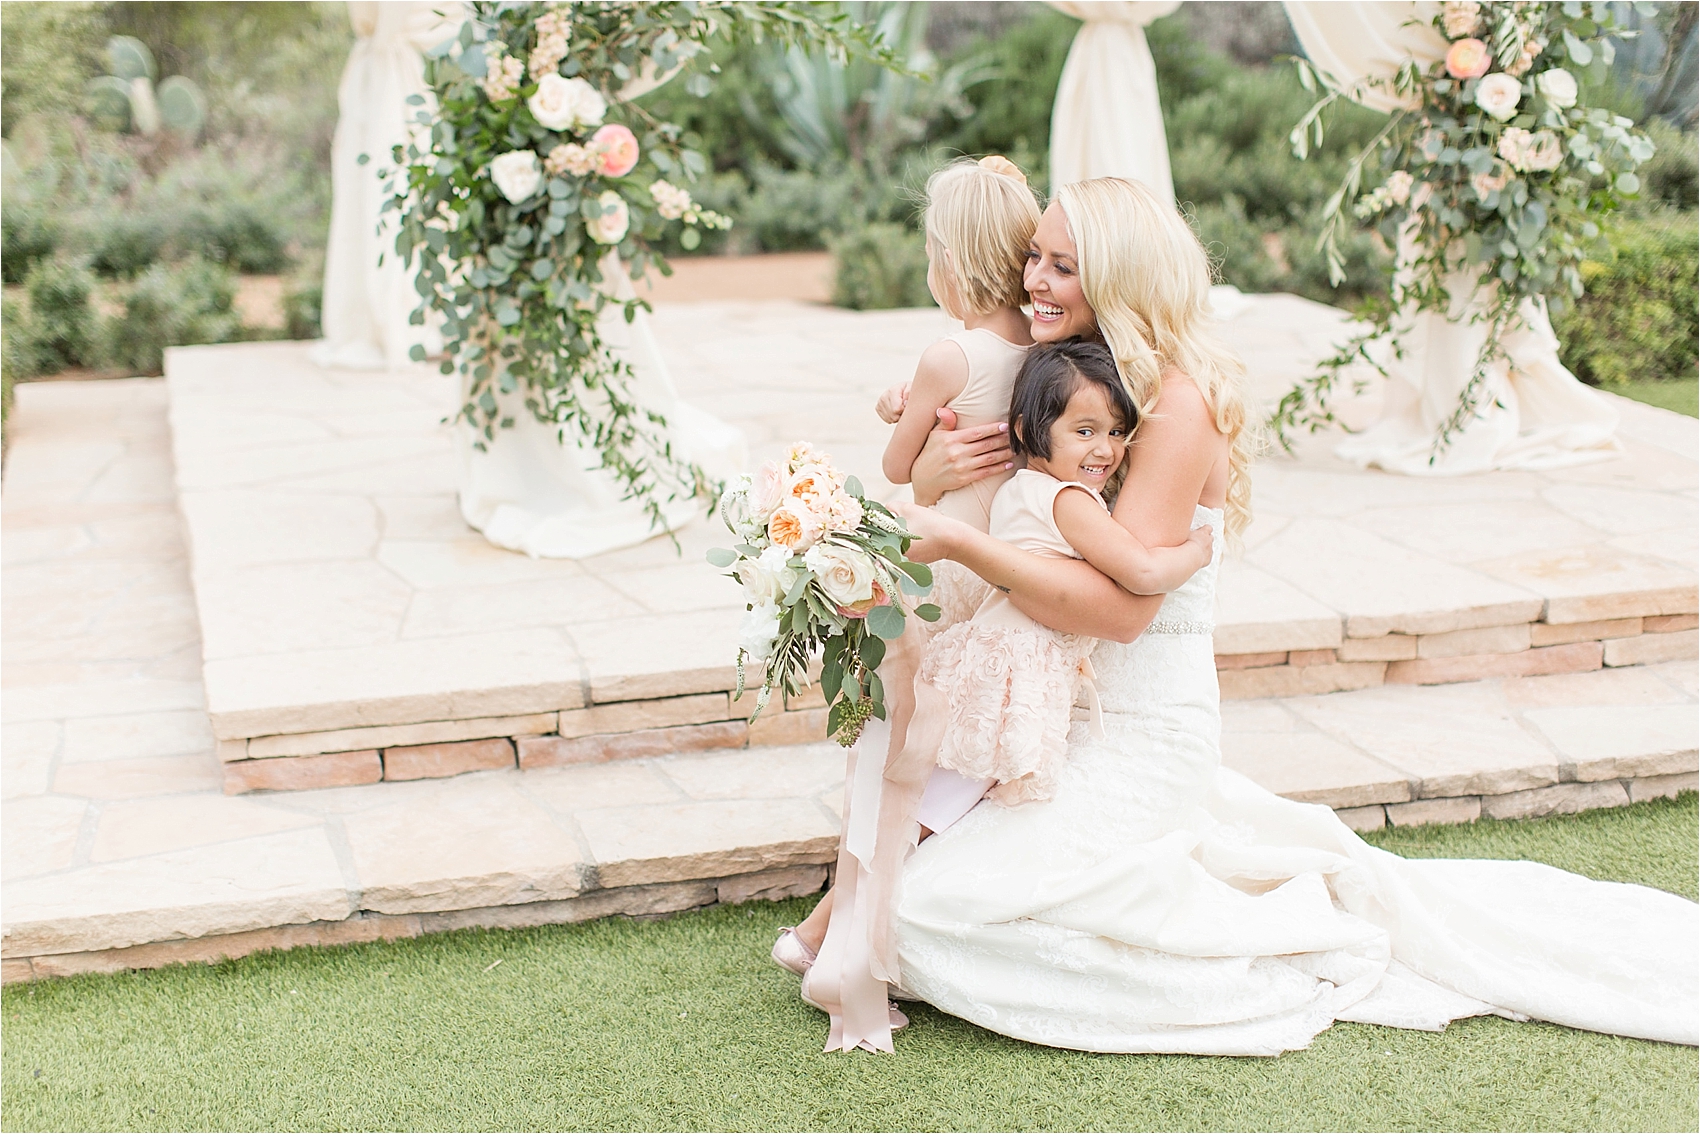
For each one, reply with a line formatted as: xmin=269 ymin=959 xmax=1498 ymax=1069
xmin=4 ymin=796 xmax=1696 ymax=1133
xmin=1613 ymin=377 xmax=1699 ymax=417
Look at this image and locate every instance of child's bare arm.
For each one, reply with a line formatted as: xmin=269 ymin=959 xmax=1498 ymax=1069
xmin=882 ymin=341 xmax=969 ymax=486
xmin=1053 ymin=486 xmax=1213 ymax=595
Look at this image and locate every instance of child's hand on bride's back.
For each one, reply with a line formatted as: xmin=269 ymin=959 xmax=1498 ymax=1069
xmin=1186 ymin=524 xmax=1214 ymax=564
xmin=875 ymin=380 xmax=912 ymax=424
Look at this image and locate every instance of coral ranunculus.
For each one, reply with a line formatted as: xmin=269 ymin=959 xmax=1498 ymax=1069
xmin=592 ymin=124 xmax=640 ymax=178
xmin=1445 ymin=37 xmax=1492 ymax=79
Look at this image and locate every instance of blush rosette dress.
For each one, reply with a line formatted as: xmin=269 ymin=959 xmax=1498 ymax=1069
xmin=892 ymin=506 xmax=1698 ymax=1054
xmin=918 ymin=469 xmax=1105 ymax=808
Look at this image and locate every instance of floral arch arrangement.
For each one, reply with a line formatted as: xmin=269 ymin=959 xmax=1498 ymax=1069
xmin=1272 ymin=0 xmax=1657 ymax=456
xmin=386 ymin=2 xmax=892 ymax=534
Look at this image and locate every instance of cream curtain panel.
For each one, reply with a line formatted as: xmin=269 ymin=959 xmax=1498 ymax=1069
xmin=1047 ymin=2 xmax=1181 ymax=201
xmin=1283 ymin=1 xmax=1620 ymax=474
xmin=314 ymin=1 xmax=461 ymax=371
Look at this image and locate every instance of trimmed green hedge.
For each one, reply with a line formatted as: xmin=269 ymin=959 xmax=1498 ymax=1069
xmin=1555 ymin=210 xmax=1698 ymax=387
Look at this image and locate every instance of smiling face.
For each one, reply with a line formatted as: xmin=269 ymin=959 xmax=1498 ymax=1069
xmin=1023 ymin=381 xmax=1128 ymax=492
xmin=1024 ymin=204 xmax=1097 ymax=343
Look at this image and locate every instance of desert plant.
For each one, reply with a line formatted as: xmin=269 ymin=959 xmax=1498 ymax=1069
xmin=1554 ymin=209 xmax=1699 ymax=388
xmin=830 ymin=221 xmax=932 ymax=310
xmin=103 ymin=256 xmax=240 ymax=375
xmin=84 ymin=35 xmax=207 ymax=139
xmin=744 ymin=2 xmax=987 ymax=176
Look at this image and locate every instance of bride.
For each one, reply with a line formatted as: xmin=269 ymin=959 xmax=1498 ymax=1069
xmin=845 ymin=177 xmax=1697 ymax=1055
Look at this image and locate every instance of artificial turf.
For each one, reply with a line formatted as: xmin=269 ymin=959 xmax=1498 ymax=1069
xmin=3 ymin=795 xmax=1696 ymax=1133
xmin=1615 ymin=376 xmax=1699 ymax=418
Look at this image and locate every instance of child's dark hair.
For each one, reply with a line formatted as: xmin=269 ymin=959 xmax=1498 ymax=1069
xmin=1008 ymin=339 xmax=1138 ymax=460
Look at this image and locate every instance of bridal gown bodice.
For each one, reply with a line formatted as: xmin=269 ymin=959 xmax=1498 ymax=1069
xmin=893 ymin=507 xmax=1698 ymax=1054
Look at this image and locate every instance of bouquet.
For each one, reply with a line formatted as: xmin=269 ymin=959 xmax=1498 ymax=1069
xmin=1272 ymin=0 xmax=1655 ymax=457
xmin=386 ymin=3 xmax=894 ymax=534
xmin=709 ymin=443 xmax=939 ymax=747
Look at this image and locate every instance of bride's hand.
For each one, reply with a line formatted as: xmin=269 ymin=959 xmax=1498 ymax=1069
xmin=907 ymin=408 xmax=1014 ymax=507
xmin=890 ymin=501 xmax=969 ymax=564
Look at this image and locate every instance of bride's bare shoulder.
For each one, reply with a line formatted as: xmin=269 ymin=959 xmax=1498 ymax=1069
xmin=1142 ymin=369 xmax=1219 ymax=438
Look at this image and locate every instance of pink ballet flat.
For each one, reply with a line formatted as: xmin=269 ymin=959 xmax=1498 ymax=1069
xmin=771 ymin=927 xmax=817 ymax=976
xmin=799 ymin=970 xmax=909 ymax=1032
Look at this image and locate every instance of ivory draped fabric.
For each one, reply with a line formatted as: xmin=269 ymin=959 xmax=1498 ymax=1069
xmin=314 ymin=1 xmax=461 ymax=372
xmin=1047 ymin=2 xmax=1181 ymax=201
xmin=456 ymin=255 xmax=746 ymax=558
xmin=1282 ymin=1 xmax=1621 ymax=474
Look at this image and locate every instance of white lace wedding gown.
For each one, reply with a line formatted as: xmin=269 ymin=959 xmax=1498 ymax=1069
xmin=893 ymin=506 xmax=1698 ymax=1054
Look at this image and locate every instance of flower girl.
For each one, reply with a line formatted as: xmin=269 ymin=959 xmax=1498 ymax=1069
xmin=878 ymin=155 xmax=1040 ymax=626
xmin=917 ymin=340 xmax=1215 ymax=811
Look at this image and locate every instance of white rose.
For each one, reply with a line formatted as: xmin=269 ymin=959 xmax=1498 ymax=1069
xmin=1536 ymin=68 xmax=1578 ymax=109
xmin=530 ymin=74 xmax=598 ymax=133
xmin=804 ymin=543 xmax=878 ymax=609
xmin=1385 ymin=170 xmax=1414 ymax=205
xmin=1474 ymin=73 xmax=1523 ymax=122
xmin=1523 ymin=130 xmax=1565 ymax=172
xmin=587 ymin=191 xmax=630 ymax=245
xmin=489 ymin=150 xmax=542 ymax=204
xmin=737 ymin=602 xmax=781 ymax=662
xmin=528 ymin=74 xmax=606 ymax=133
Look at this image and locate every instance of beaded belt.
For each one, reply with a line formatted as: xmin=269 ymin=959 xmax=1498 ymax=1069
xmin=1145 ymin=617 xmax=1214 ymax=636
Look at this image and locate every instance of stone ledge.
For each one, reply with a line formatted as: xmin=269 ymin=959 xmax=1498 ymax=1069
xmin=1 ymin=869 xmax=828 ymax=983
xmin=1604 ymin=629 xmax=1698 ymax=667
xmin=6 ymin=774 xmax=1688 ymax=981
xmin=1385 ymin=640 xmax=1602 ymax=686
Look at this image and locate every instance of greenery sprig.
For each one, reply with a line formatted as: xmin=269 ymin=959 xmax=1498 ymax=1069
xmin=386 ymin=2 xmax=896 ymax=538
xmin=1272 ymin=1 xmax=1656 ymax=461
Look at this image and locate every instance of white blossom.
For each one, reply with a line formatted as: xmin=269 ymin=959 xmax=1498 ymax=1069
xmin=1474 ymin=73 xmax=1523 ymax=122
xmin=529 ymin=74 xmax=606 ymax=133
xmin=489 ymin=150 xmax=543 ymax=204
xmin=586 ymin=190 xmax=630 ymax=245
xmin=1536 ymin=68 xmax=1578 ymax=108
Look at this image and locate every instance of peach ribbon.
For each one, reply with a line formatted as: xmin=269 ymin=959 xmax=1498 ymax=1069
xmin=803 ymin=616 xmax=937 ymax=1053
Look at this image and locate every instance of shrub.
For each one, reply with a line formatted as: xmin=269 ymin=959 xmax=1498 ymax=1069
xmin=182 ymin=200 xmax=291 ymax=273
xmin=91 ymin=211 xmax=173 ymax=277
xmin=830 ymin=222 xmax=932 ymax=310
xmin=16 ymin=257 xmax=99 ymax=375
xmin=1636 ymin=118 xmax=1698 ymax=210
xmin=1554 ymin=209 xmax=1699 ymax=387
xmin=104 ymin=256 xmax=240 ymax=375
xmin=282 ymin=277 xmax=323 ymax=341
xmin=1 ymin=206 xmax=60 ymax=284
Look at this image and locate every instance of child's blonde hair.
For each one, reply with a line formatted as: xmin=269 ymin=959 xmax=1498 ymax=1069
xmin=1055 ymin=177 xmax=1258 ymax=540
xmin=923 ymin=156 xmax=1041 ymax=316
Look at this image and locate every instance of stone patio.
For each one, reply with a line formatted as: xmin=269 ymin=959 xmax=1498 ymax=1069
xmin=163 ymin=296 xmax=1697 ymax=791
xmin=2 ymin=291 xmax=1695 ymax=981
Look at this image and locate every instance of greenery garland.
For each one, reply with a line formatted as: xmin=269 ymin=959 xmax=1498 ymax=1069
xmin=1271 ymin=0 xmax=1657 ymax=458
xmin=386 ymin=2 xmax=893 ymax=536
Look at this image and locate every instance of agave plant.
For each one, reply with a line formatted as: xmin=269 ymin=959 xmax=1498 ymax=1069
xmin=747 ymin=1 xmax=990 ymax=173
xmin=85 ymin=36 xmax=207 ymax=139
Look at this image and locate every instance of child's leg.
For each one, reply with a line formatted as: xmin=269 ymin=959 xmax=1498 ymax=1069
xmin=793 ymin=823 xmax=937 ymax=953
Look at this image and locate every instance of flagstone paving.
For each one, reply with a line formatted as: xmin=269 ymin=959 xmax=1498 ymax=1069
xmin=2 ymin=293 xmax=1696 ymax=978
xmin=157 ymin=296 xmax=1697 ymax=787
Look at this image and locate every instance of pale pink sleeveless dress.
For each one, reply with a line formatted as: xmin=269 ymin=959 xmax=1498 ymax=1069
xmin=911 ymin=330 xmax=1030 ymax=831
xmin=919 ymin=470 xmax=1102 ymax=811
xmin=924 ymin=329 xmax=1030 ymax=628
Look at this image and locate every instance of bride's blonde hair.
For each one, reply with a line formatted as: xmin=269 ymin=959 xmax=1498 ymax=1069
xmin=1055 ymin=177 xmax=1257 ymax=540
